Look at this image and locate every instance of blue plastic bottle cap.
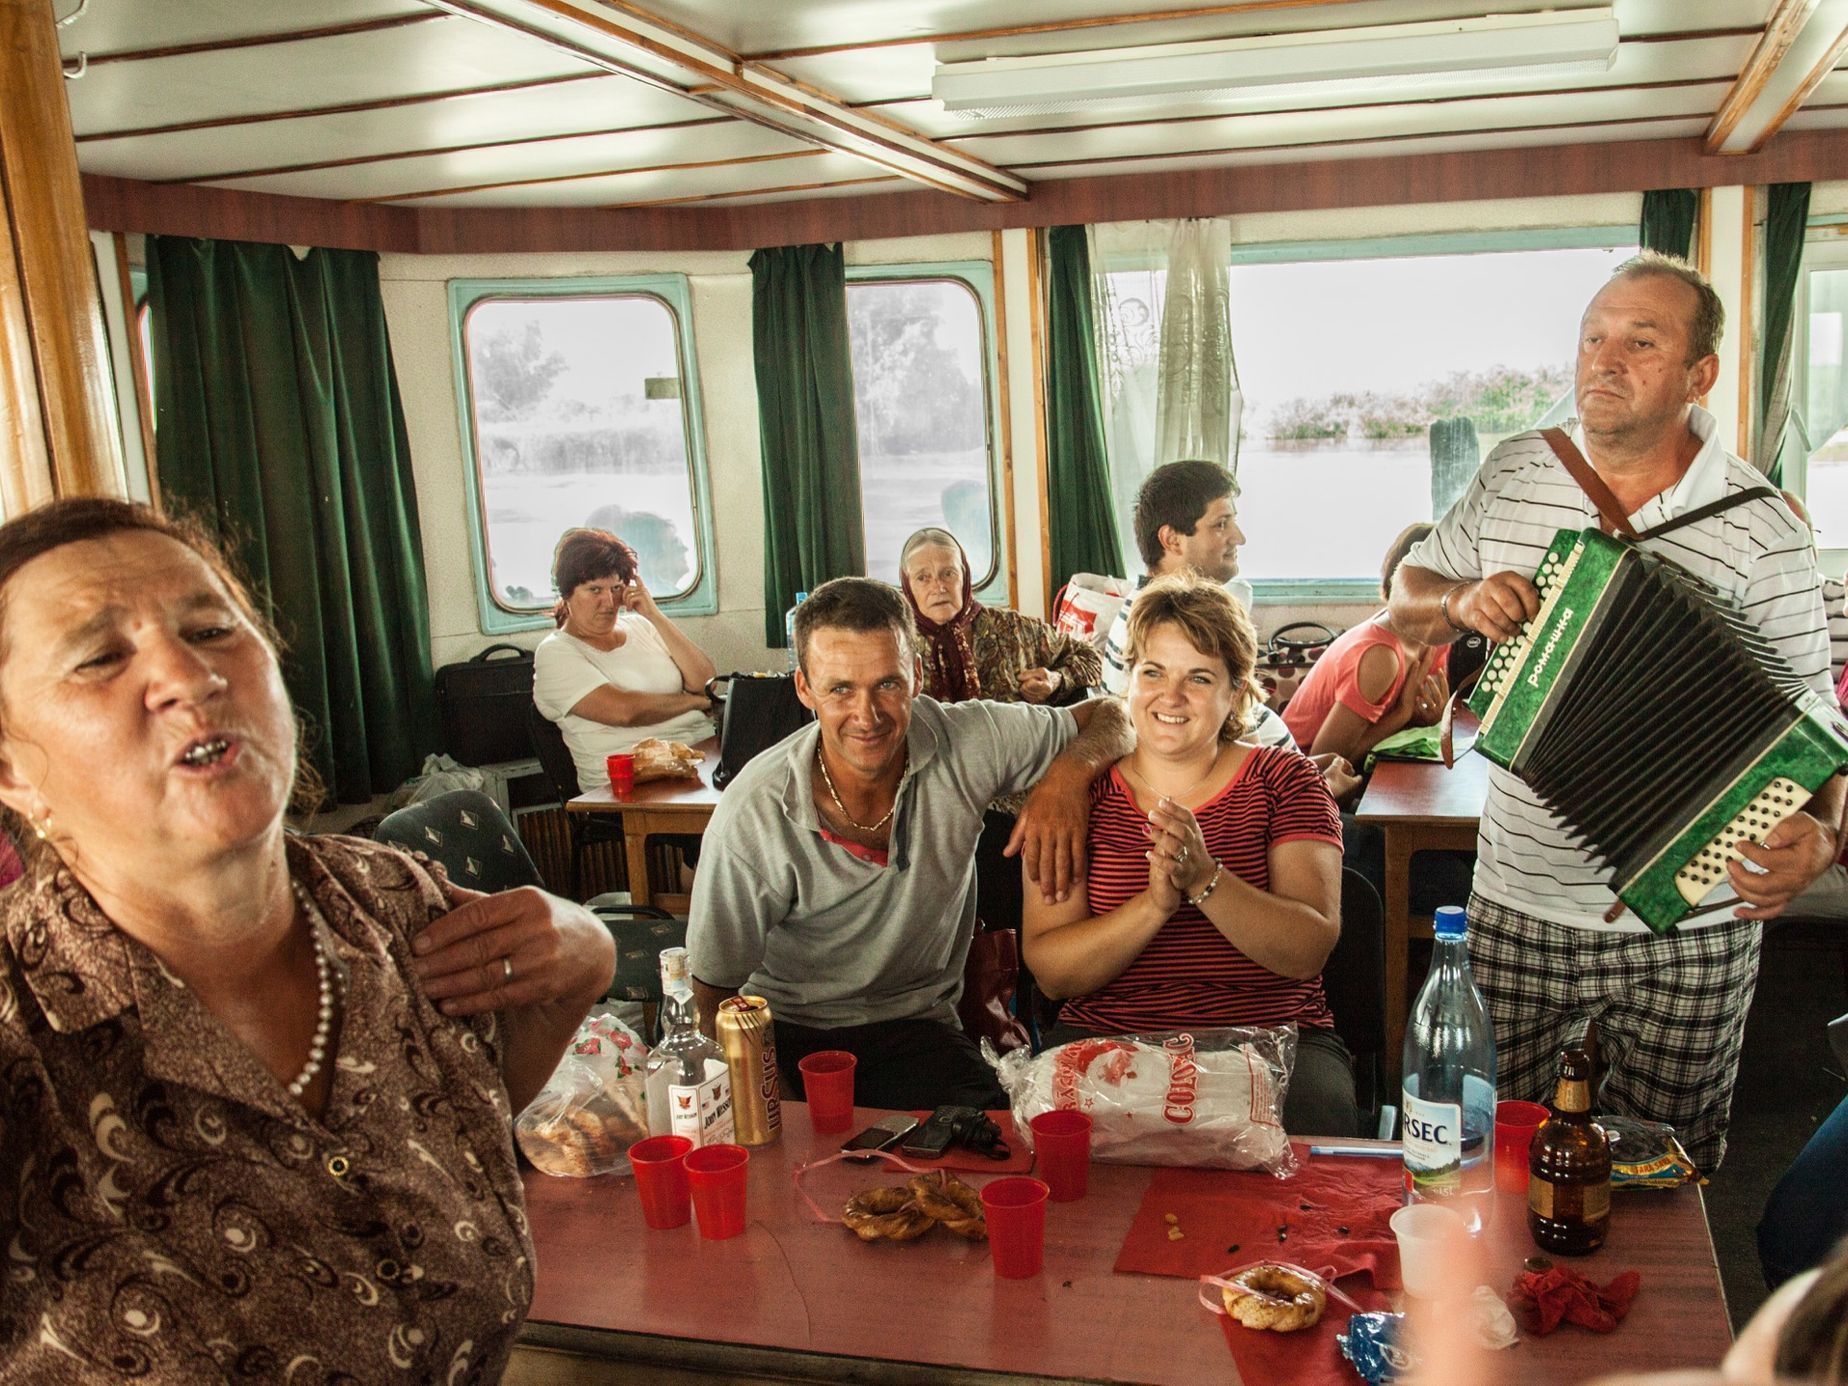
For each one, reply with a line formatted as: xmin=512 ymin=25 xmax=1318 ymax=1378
xmin=796 ymin=591 xmax=808 ymax=602
xmin=1432 ymin=905 xmax=1467 ymax=939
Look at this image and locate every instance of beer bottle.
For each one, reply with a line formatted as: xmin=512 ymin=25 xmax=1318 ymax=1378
xmin=1527 ymin=1048 xmax=1611 ymax=1255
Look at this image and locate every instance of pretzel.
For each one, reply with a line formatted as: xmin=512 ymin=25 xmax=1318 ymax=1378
xmin=841 ymin=1185 xmax=934 ymax=1242
xmin=906 ymin=1172 xmax=988 ymax=1241
xmin=1221 ymin=1264 xmax=1326 ymax=1332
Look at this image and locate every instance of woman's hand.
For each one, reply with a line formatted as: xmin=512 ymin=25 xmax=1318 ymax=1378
xmin=1017 ymin=666 xmax=1063 ymax=704
xmin=411 ymin=885 xmax=614 ymax=1021
xmin=1145 ymin=797 xmax=1211 ymax=905
xmin=1382 ymin=647 xmax=1442 ymax=733
xmin=1408 ymin=663 xmax=1449 ymax=729
xmin=621 ymin=579 xmax=662 ymax=621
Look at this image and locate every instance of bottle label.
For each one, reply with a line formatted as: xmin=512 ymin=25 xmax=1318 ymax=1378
xmin=1529 ymin=1175 xmax=1611 ymax=1222
xmin=668 ymin=1060 xmax=735 ymax=1147
xmin=1402 ymin=1090 xmax=1463 ymax=1197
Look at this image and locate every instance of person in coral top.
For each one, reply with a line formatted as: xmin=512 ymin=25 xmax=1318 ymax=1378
xmin=1281 ymin=524 xmax=1449 ymax=769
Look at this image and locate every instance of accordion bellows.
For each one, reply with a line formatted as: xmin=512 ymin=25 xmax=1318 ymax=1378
xmin=1467 ymin=527 xmax=1848 ymax=931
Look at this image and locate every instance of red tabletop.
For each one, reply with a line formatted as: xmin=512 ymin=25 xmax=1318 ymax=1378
xmin=519 ymin=1103 xmax=1732 ymax=1384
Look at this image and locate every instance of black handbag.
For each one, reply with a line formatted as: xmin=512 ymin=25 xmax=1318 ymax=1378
xmin=706 ymin=672 xmax=814 ymax=789
xmin=434 ymin=644 xmax=536 ymax=766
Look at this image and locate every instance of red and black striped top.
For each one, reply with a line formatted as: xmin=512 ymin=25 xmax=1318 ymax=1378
xmin=1058 ymin=745 xmax=1342 ymax=1036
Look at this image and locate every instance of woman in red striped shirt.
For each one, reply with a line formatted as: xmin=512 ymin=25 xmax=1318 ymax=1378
xmin=1022 ymin=575 xmax=1359 ymax=1137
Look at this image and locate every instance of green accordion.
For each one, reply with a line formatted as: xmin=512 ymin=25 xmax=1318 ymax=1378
xmin=1466 ymin=527 xmax=1848 ymax=932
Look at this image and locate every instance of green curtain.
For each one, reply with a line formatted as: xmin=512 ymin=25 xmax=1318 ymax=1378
xmin=1639 ymin=189 xmax=1699 ymax=260
xmin=147 ymin=237 xmax=437 ymax=805
xmin=1757 ymin=182 xmax=1811 ymax=485
xmin=1044 ymin=225 xmax=1123 ymax=582
xmin=749 ymin=243 xmax=864 ymax=648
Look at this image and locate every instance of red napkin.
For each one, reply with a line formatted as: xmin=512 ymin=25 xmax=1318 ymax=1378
xmin=1115 ymin=1144 xmax=1405 ymax=1290
xmin=1510 ymin=1266 xmax=1641 ymax=1335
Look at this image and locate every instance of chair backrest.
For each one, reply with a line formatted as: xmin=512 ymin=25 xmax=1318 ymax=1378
xmin=374 ymin=789 xmax=542 ymax=894
xmin=526 ymin=701 xmax=583 ymax=805
xmin=1324 ymin=867 xmax=1388 ymax=1066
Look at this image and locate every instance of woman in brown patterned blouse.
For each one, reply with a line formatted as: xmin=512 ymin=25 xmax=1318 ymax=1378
xmin=0 ymin=499 xmax=615 ymax=1383
xmin=898 ymin=528 xmax=1101 ymax=706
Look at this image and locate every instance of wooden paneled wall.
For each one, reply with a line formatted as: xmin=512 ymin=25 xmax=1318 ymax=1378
xmin=84 ymin=128 xmax=1848 ymax=255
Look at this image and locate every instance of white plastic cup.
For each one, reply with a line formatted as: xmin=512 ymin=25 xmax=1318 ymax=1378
xmin=1390 ymin=1202 xmax=1469 ymax=1299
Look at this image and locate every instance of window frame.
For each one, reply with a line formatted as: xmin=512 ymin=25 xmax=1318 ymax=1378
xmin=1101 ymin=224 xmax=1636 ymax=604
xmin=1787 ymin=223 xmax=1848 ymax=582
xmin=844 ymin=261 xmax=1010 ymax=606
xmin=447 ymin=274 xmax=717 ymax=635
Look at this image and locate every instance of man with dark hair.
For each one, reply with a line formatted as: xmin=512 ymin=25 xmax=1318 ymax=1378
xmin=687 ymin=577 xmax=1132 ymax=1110
xmin=1389 ymin=253 xmax=1840 ymax=1172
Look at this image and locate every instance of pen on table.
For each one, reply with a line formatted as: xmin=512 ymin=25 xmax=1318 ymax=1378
xmin=1308 ymin=1142 xmax=1403 ymax=1158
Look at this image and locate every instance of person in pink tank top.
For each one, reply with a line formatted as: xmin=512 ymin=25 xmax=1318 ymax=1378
xmin=1281 ymin=524 xmax=1450 ymax=768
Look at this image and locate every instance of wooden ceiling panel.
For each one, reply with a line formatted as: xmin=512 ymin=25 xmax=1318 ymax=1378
xmin=54 ymin=0 xmax=426 ymax=57
xmin=74 ymin=78 xmax=716 ymax=183
xmin=643 ymin=0 xmax=1584 ymax=60
xmin=1010 ymin=114 xmax=1709 ymax=178
xmin=813 ymin=31 xmax=1756 ymax=132
xmin=207 ymin=119 xmax=810 ymax=201
xmin=952 ymin=79 xmax=1732 ymax=165
xmin=63 ymin=14 xmax=596 ymax=137
xmin=381 ymin=147 xmax=874 ymax=206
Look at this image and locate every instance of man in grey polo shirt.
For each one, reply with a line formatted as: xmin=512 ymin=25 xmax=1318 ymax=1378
xmin=688 ymin=577 xmax=1132 ymax=1111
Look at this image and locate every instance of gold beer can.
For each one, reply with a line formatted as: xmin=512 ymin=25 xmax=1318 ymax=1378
xmin=715 ymin=995 xmax=781 ymax=1146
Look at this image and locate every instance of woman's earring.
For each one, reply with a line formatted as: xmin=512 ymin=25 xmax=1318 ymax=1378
xmin=29 ymin=807 xmax=52 ymax=841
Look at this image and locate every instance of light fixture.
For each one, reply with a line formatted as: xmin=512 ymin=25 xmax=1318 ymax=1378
xmin=931 ymin=9 xmax=1621 ymax=119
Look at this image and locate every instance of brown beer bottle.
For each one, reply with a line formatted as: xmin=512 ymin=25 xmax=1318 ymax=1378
xmin=1527 ymin=1048 xmax=1611 ymax=1255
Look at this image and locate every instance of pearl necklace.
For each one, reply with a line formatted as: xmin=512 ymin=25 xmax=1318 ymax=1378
xmin=286 ymin=881 xmax=338 ymax=1101
xmin=817 ymin=747 xmax=907 ymax=834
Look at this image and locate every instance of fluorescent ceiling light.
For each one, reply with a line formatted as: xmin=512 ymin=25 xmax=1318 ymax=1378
xmin=932 ymin=10 xmax=1620 ymax=119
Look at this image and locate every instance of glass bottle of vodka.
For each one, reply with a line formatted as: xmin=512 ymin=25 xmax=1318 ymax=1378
xmin=644 ymin=948 xmax=735 ymax=1147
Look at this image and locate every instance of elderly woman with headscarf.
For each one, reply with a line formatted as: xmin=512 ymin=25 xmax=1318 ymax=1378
xmin=899 ymin=527 xmax=1100 ymax=706
xmin=0 ymin=498 xmax=615 ymax=1381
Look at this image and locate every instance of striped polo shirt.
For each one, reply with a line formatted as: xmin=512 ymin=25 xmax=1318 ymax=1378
xmin=1405 ymin=408 xmax=1829 ymax=932
xmin=1058 ymin=745 xmax=1342 ymax=1035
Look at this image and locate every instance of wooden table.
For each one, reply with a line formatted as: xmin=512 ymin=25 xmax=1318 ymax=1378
xmin=1354 ymin=750 xmax=1490 ymax=1073
xmin=567 ymin=736 xmax=721 ymax=911
xmin=517 ymin=1104 xmax=1732 ymax=1384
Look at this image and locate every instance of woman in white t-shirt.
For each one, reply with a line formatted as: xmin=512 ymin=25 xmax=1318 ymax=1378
xmin=532 ymin=528 xmax=717 ymax=793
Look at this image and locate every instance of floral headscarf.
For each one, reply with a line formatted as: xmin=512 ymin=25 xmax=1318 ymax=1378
xmin=899 ymin=528 xmax=982 ymax=702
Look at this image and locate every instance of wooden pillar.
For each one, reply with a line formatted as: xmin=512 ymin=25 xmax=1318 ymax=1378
xmin=0 ymin=0 xmax=125 ymax=510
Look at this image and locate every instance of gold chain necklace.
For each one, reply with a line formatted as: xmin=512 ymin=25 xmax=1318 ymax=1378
xmin=1122 ymin=746 xmax=1225 ymax=804
xmin=817 ymin=746 xmax=906 ymax=833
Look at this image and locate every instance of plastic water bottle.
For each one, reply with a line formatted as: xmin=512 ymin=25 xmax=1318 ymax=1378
xmin=1401 ymin=905 xmax=1497 ymax=1233
xmin=784 ymin=591 xmax=808 ymax=671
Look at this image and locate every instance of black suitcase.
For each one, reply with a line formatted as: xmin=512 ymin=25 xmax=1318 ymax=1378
xmin=706 ymin=672 xmax=813 ymax=788
xmin=435 ymin=643 xmax=536 ymax=766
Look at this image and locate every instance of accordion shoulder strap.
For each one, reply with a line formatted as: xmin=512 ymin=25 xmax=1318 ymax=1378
xmin=1541 ymin=427 xmax=1638 ymax=538
xmin=1632 ymin=486 xmax=1779 ymax=541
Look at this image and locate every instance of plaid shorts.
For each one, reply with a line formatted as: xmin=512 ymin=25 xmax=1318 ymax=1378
xmin=1464 ymin=895 xmax=1763 ymax=1174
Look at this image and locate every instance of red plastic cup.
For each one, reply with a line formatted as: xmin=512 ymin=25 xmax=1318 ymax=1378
xmin=981 ymin=1177 xmax=1050 ymax=1278
xmin=1495 ymin=1099 xmax=1551 ymax=1195
xmin=627 ymin=1134 xmax=692 ymax=1230
xmin=685 ymin=1142 xmax=750 ymax=1239
xmin=606 ymin=753 xmax=636 ymax=797
xmin=797 ymin=1051 xmax=857 ymax=1134
xmin=1029 ymin=1110 xmax=1092 ymax=1202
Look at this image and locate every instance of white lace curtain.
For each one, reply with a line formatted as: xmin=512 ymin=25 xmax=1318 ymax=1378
xmin=1088 ymin=218 xmax=1241 ymax=571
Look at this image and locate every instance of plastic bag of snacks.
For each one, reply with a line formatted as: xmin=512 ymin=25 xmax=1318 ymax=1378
xmin=991 ymin=1027 xmax=1296 ymax=1175
xmin=1601 ymin=1115 xmax=1699 ymax=1190
xmin=631 ymin=737 xmax=705 ymax=784
xmin=515 ymin=1007 xmax=650 ymax=1177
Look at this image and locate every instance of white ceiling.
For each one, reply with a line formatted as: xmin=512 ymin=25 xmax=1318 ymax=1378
xmin=53 ymin=0 xmax=1848 ymax=212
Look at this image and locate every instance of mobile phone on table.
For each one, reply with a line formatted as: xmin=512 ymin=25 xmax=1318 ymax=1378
xmin=900 ymin=1105 xmax=973 ymax=1158
xmin=842 ymin=1114 xmax=919 ymax=1160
